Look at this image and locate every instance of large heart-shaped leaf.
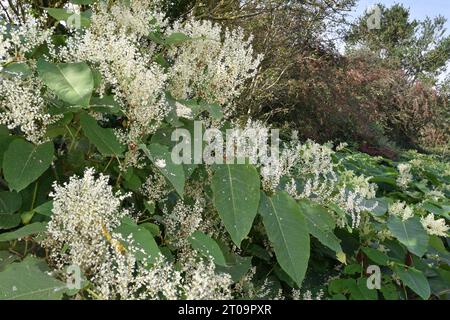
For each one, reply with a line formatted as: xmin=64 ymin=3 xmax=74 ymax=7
xmin=394 ymin=266 xmax=431 ymax=300
xmin=0 ymin=256 xmax=68 ymax=300
xmin=37 ymin=59 xmax=94 ymax=107
xmin=3 ymin=140 xmax=54 ymax=192
xmin=211 ymin=164 xmax=260 ymax=247
xmin=387 ymin=216 xmax=429 ymax=257
xmin=259 ymin=191 xmax=310 ymax=287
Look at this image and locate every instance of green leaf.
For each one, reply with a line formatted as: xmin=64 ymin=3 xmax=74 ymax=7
xmin=188 ymin=231 xmax=227 ymax=266
xmin=387 ymin=216 xmax=429 ymax=257
xmin=216 ymin=255 xmax=252 ymax=282
xmin=90 ymin=96 xmax=121 ymax=114
xmin=298 ymin=199 xmax=342 ymax=253
xmin=1 ymin=62 xmax=32 ymax=77
xmin=3 ymin=140 xmax=54 ymax=192
xmin=37 ymin=59 xmax=94 ymax=107
xmin=394 ymin=266 xmax=431 ymax=300
xmin=0 ymin=256 xmax=67 ymax=300
xmin=140 ymin=143 xmax=185 ymax=198
xmin=0 ymin=214 xmax=21 ymax=230
xmin=45 ymin=8 xmax=91 ymax=28
xmin=33 ymin=201 xmax=54 ymax=218
xmin=0 ymin=192 xmax=22 ymax=214
xmin=259 ymin=191 xmax=310 ymax=287
xmin=70 ymin=0 xmax=96 ymax=4
xmin=350 ymin=278 xmax=378 ymax=300
xmin=0 ymin=222 xmax=47 ymax=242
xmin=361 ymin=247 xmax=389 ymax=266
xmin=366 ymin=198 xmax=389 ymax=216
xmin=165 ymin=32 xmax=191 ymax=45
xmin=211 ymin=164 xmax=260 ymax=247
xmin=140 ymin=222 xmax=160 ymax=237
xmin=115 ymin=217 xmax=160 ymax=264
xmin=0 ymin=134 xmax=15 ymax=168
xmin=381 ymin=282 xmax=399 ymax=300
xmin=80 ymin=112 xmax=125 ymax=157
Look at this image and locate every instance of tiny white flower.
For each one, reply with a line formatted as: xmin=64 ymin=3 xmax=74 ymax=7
xmin=155 ymin=159 xmax=166 ymax=168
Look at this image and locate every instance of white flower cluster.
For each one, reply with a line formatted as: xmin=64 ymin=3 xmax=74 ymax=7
xmin=0 ymin=76 xmax=61 ymax=144
xmin=292 ymin=289 xmax=325 ymax=300
xmin=167 ymin=20 xmax=263 ymax=114
xmin=396 ymin=163 xmax=413 ymax=189
xmin=420 ymin=213 xmax=449 ymax=237
xmin=388 ymin=201 xmax=414 ymax=221
xmin=262 ymin=138 xmax=377 ymax=229
xmin=0 ymin=11 xmax=58 ymax=143
xmin=42 ymin=168 xmax=131 ymax=271
xmin=141 ymin=171 xmax=169 ymax=202
xmin=57 ymin=1 xmax=261 ymax=167
xmin=332 ymin=171 xmax=377 ymax=228
xmin=181 ymin=253 xmax=233 ymax=300
xmin=60 ymin=2 xmax=168 ymax=147
xmin=162 ymin=199 xmax=204 ymax=248
xmin=43 ymin=168 xmax=232 ymax=300
xmin=91 ymin=236 xmax=183 ymax=300
xmin=0 ymin=12 xmax=53 ymax=65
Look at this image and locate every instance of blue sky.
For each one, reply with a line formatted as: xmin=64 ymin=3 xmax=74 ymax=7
xmin=339 ymin=1 xmax=450 ymax=80
xmin=350 ymin=0 xmax=450 ymax=33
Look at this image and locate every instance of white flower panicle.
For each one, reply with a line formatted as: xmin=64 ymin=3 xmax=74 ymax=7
xmin=43 ymin=168 xmax=231 ymax=300
xmin=0 ymin=12 xmax=53 ymax=65
xmin=0 ymin=11 xmax=57 ymax=144
xmin=167 ymin=19 xmax=263 ymax=113
xmin=59 ymin=1 xmax=169 ymax=167
xmin=162 ymin=199 xmax=204 ymax=248
xmin=0 ymin=76 xmax=61 ymax=144
xmin=389 ymin=201 xmax=414 ymax=221
xmin=57 ymin=2 xmax=262 ymax=168
xmin=262 ymin=138 xmax=377 ymax=229
xmin=43 ymin=168 xmax=130 ymax=271
xmin=421 ymin=214 xmax=449 ymax=237
xmin=141 ymin=171 xmax=170 ymax=202
xmin=397 ymin=163 xmax=413 ymax=189
xmin=182 ymin=255 xmax=233 ymax=300
xmin=91 ymin=236 xmax=183 ymax=300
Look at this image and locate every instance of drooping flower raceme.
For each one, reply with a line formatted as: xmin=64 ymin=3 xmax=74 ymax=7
xmin=0 ymin=12 xmax=53 ymax=65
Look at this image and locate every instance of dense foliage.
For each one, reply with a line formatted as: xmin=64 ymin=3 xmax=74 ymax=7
xmin=0 ymin=0 xmax=449 ymax=300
